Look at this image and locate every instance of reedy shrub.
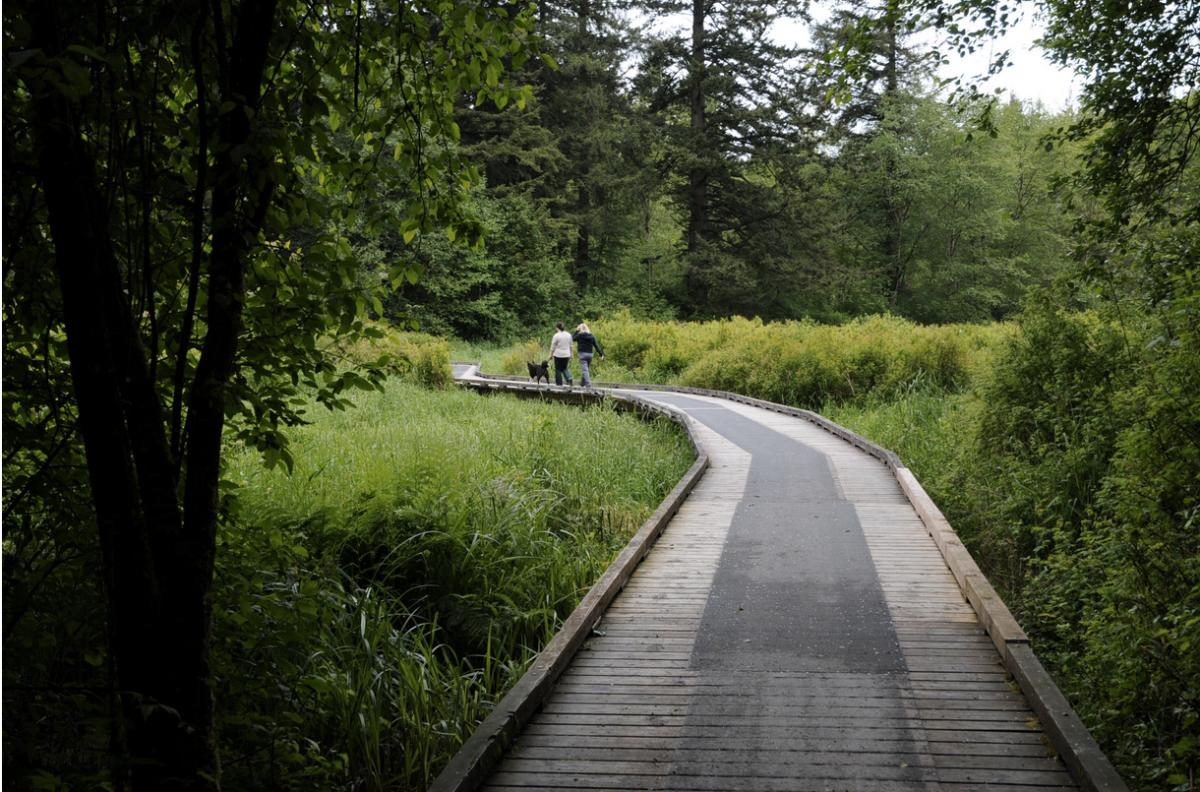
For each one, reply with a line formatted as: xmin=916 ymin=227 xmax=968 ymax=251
xmin=334 ymin=324 xmax=451 ymax=388
xmin=974 ymin=302 xmax=1199 ymax=790
xmin=499 ymin=339 xmax=545 ymax=375
xmin=588 ymin=313 xmax=1006 ymax=406
xmin=836 ymin=301 xmax=1199 ymax=789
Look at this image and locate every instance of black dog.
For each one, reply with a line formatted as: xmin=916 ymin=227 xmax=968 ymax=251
xmin=527 ymin=360 xmax=550 ymax=384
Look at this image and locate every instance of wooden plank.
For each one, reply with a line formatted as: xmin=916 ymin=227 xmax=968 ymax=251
xmin=511 ymin=733 xmax=1055 ymax=757
xmin=522 ymin=722 xmax=1050 ymax=744
xmin=529 ymin=713 xmax=1042 ymax=732
xmin=484 ymin=784 xmax=1074 ymax=792
xmin=503 ymin=749 xmax=1072 ymax=775
xmin=485 ymin=769 xmax=1076 ymax=791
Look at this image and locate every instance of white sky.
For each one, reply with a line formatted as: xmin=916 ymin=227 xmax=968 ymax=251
xmin=936 ymin=12 xmax=1080 ymax=111
xmin=768 ymin=5 xmax=1080 ymax=110
xmin=650 ymin=4 xmax=1082 ymax=111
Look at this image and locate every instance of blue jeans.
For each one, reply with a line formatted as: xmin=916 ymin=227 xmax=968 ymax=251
xmin=578 ymin=352 xmax=594 ymax=386
xmin=554 ymin=356 xmax=572 ymax=385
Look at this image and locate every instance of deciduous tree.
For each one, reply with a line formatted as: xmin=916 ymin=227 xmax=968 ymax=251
xmin=4 ymin=0 xmax=534 ymax=786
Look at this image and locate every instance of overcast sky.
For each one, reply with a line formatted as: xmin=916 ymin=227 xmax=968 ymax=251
xmin=766 ymin=6 xmax=1080 ymax=110
xmin=652 ymin=5 xmax=1083 ymax=111
xmin=939 ymin=13 xmax=1080 ymax=110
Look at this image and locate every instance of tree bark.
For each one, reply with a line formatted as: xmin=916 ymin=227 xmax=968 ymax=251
xmin=574 ymin=188 xmax=592 ymax=288
xmin=883 ymin=3 xmax=903 ymax=305
xmin=686 ymin=0 xmax=708 ymax=252
xmin=24 ymin=0 xmax=278 ymax=787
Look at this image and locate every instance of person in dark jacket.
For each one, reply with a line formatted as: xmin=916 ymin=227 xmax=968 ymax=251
xmin=572 ymin=323 xmax=604 ymax=387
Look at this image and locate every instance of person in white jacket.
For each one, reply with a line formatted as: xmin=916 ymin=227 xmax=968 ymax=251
xmin=549 ymin=322 xmax=574 ymax=386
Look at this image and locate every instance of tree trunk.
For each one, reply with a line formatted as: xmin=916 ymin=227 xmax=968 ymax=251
xmin=575 ymin=189 xmax=592 ymax=289
xmin=24 ymin=0 xmax=279 ymax=787
xmin=686 ymin=0 xmax=708 ymax=252
xmin=572 ymin=0 xmax=593 ymax=289
xmin=884 ymin=6 xmax=898 ymax=96
xmin=883 ymin=4 xmax=903 ymax=306
xmin=28 ymin=11 xmax=219 ymax=789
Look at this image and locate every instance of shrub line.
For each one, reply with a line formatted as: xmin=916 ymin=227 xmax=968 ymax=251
xmin=457 ymin=369 xmax=1128 ymax=792
xmin=428 ymin=372 xmax=709 ymax=792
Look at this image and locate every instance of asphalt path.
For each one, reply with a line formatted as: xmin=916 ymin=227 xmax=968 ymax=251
xmin=644 ymin=393 xmax=904 ymax=674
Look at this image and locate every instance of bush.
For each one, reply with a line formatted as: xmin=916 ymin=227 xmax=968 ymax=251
xmin=829 ymin=300 xmax=1200 ymax=790
xmin=336 ymin=324 xmax=451 ymax=388
xmin=970 ymin=301 xmax=1200 ymax=790
xmin=573 ymin=313 xmax=1006 ymax=407
xmin=498 ymin=339 xmax=545 ymax=375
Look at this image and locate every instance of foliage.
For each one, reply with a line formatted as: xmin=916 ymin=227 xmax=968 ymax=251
xmin=361 ymin=191 xmax=574 ymax=341
xmin=826 ymin=93 xmax=1079 ymax=322
xmin=970 ymin=299 xmax=1199 ymax=789
xmin=830 ymin=297 xmax=1200 ymax=789
xmin=3 ymin=0 xmax=539 ymax=785
xmin=609 ymin=312 xmax=1003 ymax=405
xmin=214 ymin=381 xmax=693 ymax=790
xmin=399 ymin=89 xmax=1079 ymax=330
xmin=332 ymin=326 xmax=452 ymax=389
xmin=484 ymin=313 xmax=1009 ymax=406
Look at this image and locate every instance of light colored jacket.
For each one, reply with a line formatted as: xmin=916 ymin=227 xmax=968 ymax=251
xmin=549 ymin=330 xmax=573 ymax=359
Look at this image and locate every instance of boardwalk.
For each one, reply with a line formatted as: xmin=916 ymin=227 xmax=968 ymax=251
xmin=446 ymin=375 xmax=1088 ymax=792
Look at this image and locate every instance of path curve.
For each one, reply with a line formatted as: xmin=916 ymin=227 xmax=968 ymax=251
xmin=434 ymin=369 xmax=1126 ymax=792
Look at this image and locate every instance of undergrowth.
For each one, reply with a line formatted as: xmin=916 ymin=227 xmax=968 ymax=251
xmin=214 ymin=381 xmax=692 ymax=790
xmin=479 ymin=313 xmax=1011 ymax=404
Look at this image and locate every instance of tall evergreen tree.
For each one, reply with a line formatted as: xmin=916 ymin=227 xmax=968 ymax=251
xmin=635 ymin=0 xmax=811 ymax=316
xmin=458 ymin=0 xmax=651 ymax=293
xmin=810 ymin=0 xmax=934 ymax=305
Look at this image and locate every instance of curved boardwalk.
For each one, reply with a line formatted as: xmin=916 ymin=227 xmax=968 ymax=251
xmin=474 ymin=386 xmax=1077 ymax=791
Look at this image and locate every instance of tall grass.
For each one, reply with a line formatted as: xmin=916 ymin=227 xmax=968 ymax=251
xmin=481 ymin=313 xmax=1012 ymax=406
xmin=215 ymin=381 xmax=692 ymax=791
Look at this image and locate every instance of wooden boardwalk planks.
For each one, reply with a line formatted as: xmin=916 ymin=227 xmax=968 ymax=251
xmin=478 ymin=392 xmax=1076 ymax=792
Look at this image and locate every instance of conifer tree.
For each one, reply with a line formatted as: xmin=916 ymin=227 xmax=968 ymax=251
xmin=635 ymin=0 xmax=811 ymax=315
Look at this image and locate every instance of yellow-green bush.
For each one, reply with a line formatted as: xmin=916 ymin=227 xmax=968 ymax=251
xmin=498 ymin=339 xmax=546 ymax=375
xmin=336 ymin=325 xmax=450 ymax=388
xmin=578 ymin=314 xmax=1011 ymax=407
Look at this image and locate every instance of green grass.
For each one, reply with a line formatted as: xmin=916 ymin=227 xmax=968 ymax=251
xmin=214 ymin=380 xmax=693 ymax=791
xmin=823 ymin=386 xmax=980 ymax=489
xmin=448 ymin=338 xmax=512 ymax=375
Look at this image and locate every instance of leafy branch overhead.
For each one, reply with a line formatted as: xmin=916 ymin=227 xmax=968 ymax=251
xmin=4 ymin=0 xmax=539 ymax=787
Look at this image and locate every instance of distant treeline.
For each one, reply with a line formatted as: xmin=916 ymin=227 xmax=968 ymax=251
xmin=366 ymin=3 xmax=1079 ymax=336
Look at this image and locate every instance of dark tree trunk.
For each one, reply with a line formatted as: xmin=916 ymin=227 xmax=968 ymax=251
xmin=572 ymin=0 xmax=594 ymax=289
xmin=29 ymin=41 xmax=215 ymax=792
xmin=574 ymin=188 xmax=592 ymax=288
xmin=686 ymin=0 xmax=708 ymax=252
xmin=882 ymin=7 xmax=902 ymax=305
xmin=24 ymin=0 xmax=279 ymax=788
xmin=885 ymin=205 xmax=905 ymax=304
xmin=884 ymin=8 xmax=898 ymax=96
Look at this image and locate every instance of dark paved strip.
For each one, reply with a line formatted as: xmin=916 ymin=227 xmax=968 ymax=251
xmin=645 ymin=393 xmax=904 ymax=673
xmin=639 ymin=393 xmax=923 ymax=790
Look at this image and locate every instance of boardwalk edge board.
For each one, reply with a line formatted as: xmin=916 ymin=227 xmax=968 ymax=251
xmin=429 ymin=370 xmax=709 ymax=792
xmin=437 ymin=367 xmax=1128 ymax=792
